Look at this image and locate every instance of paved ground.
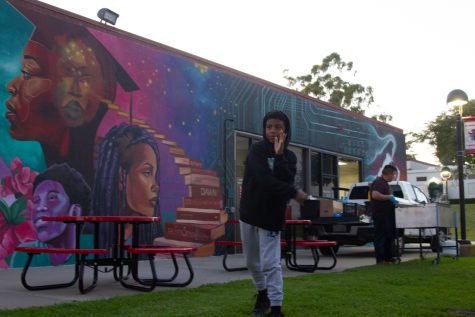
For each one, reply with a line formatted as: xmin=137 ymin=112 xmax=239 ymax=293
xmin=0 ymin=245 xmax=432 ymax=310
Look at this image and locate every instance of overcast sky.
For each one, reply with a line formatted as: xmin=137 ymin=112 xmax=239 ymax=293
xmin=39 ymin=0 xmax=475 ymax=164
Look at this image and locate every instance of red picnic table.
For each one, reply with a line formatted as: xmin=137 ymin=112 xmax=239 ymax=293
xmin=15 ymin=215 xmax=195 ymax=293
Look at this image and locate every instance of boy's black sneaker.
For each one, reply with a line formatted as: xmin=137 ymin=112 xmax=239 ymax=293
xmin=267 ymin=305 xmax=284 ymax=317
xmin=252 ymin=291 xmax=270 ymax=315
xmin=385 ymin=257 xmax=398 ymax=264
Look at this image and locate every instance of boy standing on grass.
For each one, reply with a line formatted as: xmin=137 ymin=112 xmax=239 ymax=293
xmin=239 ymin=110 xmax=307 ymax=317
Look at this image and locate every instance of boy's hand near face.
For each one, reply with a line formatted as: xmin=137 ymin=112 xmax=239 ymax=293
xmin=274 ymin=132 xmax=286 ymax=155
xmin=294 ymin=189 xmax=307 ymax=205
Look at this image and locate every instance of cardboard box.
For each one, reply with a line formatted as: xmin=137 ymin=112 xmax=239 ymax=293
xmin=300 ymin=198 xmax=344 ymax=219
xmin=319 ymin=199 xmax=343 ymax=217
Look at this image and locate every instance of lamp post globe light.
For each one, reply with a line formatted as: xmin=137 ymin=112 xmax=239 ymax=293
xmin=440 ymin=166 xmax=452 ymax=201
xmin=447 ymin=89 xmax=469 ymax=243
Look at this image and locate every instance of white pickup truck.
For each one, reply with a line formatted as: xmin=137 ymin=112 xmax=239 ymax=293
xmin=307 ymin=181 xmax=443 ymax=254
xmin=347 ymin=180 xmax=440 ymax=248
xmin=346 ymin=180 xmax=430 ymax=207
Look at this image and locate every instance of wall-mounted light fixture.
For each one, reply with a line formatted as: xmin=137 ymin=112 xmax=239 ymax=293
xmin=97 ymin=8 xmax=119 ymax=25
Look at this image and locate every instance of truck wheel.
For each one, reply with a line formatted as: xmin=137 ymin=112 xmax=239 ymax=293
xmin=319 ymin=245 xmax=339 ymax=255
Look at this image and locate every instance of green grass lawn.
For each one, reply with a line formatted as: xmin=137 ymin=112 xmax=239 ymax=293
xmin=1 ymin=258 xmax=474 ymax=317
xmin=451 ymin=203 xmax=475 ymax=241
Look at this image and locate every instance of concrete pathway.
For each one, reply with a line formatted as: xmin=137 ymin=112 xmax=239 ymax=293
xmin=0 ymin=245 xmax=432 ymax=310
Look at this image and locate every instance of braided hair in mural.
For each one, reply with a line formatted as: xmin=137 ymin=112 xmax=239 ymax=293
xmin=93 ymin=123 xmax=161 ymax=249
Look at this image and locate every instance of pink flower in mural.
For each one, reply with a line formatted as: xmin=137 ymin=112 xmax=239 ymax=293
xmin=0 ymin=201 xmax=37 ymax=268
xmin=0 ymin=158 xmax=38 ymax=269
xmin=0 ymin=213 xmax=15 ymax=259
xmin=0 ymin=158 xmax=38 ymax=199
xmin=0 ymin=181 xmax=13 ymax=197
xmin=0 ymin=212 xmax=36 ymax=268
xmin=0 ymin=214 xmax=8 ymax=257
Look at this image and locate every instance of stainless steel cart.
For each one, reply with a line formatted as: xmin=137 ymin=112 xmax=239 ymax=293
xmin=395 ymin=203 xmax=458 ymax=264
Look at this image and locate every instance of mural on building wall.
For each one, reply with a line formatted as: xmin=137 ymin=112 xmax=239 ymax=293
xmin=0 ymin=0 xmax=405 ymax=269
xmin=9 ymin=163 xmax=92 ymax=268
xmin=93 ymin=123 xmax=161 ymax=250
xmin=220 ymin=80 xmax=406 ymax=183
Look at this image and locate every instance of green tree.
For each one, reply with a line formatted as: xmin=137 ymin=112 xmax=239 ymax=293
xmin=284 ymin=52 xmax=392 ymax=123
xmin=405 ymin=132 xmax=419 ymax=160
xmin=427 ymin=182 xmax=443 ymax=202
xmin=412 ymin=100 xmax=475 ymax=165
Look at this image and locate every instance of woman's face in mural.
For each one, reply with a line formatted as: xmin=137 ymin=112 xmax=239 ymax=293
xmin=31 ymin=180 xmax=71 ymax=243
xmin=54 ymin=38 xmax=108 ymax=127
xmin=5 ymin=41 xmax=64 ymax=141
xmin=124 ymin=143 xmax=159 ymax=216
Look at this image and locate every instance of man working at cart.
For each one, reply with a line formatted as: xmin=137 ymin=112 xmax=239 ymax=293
xmin=370 ymin=164 xmax=399 ymax=264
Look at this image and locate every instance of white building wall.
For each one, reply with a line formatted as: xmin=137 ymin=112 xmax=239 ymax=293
xmin=407 ymin=160 xmax=438 ymax=171
xmin=447 ymin=179 xmax=475 ymax=199
xmin=407 ymin=169 xmax=442 ymax=196
xmin=405 ymin=160 xmax=475 ymax=199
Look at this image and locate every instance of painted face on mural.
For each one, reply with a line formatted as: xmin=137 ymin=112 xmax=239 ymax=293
xmin=5 ymin=41 xmax=64 ymax=141
xmin=124 ymin=143 xmax=159 ymax=216
xmin=31 ymin=180 xmax=74 ymax=243
xmin=54 ymin=38 xmax=108 ymax=127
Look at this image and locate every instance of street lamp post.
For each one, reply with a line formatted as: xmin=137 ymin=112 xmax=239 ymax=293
xmin=447 ymin=89 xmax=469 ymax=243
xmin=440 ymin=166 xmax=452 ymax=202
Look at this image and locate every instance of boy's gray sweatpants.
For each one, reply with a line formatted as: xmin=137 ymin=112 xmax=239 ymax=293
xmin=240 ymin=220 xmax=283 ymax=306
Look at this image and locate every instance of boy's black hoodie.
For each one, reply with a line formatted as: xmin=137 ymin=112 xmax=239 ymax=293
xmin=239 ymin=111 xmax=298 ymax=231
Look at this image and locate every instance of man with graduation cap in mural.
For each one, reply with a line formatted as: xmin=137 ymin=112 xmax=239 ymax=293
xmin=5 ymin=1 xmax=139 ymax=186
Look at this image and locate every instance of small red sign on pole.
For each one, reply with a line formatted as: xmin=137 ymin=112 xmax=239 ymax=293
xmin=463 ymin=116 xmax=475 ymax=155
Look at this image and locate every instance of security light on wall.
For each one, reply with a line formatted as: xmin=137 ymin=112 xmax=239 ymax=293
xmin=97 ymin=8 xmax=119 ymax=25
